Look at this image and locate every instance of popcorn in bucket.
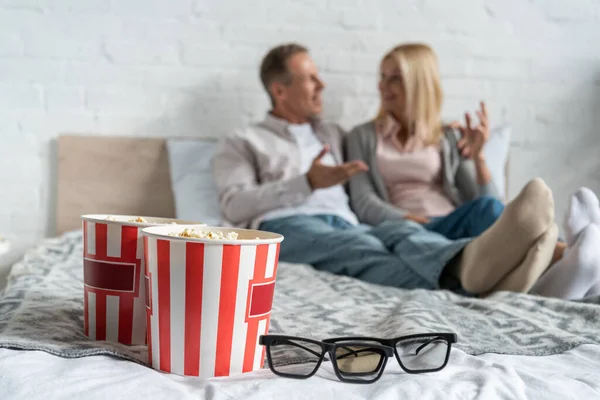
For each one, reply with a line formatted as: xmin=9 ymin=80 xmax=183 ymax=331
xmin=80 ymin=214 xmax=204 ymax=345
xmin=141 ymin=225 xmax=284 ymax=378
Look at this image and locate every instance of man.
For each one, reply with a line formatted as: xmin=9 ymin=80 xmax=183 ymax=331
xmin=212 ymin=43 xmax=557 ymax=296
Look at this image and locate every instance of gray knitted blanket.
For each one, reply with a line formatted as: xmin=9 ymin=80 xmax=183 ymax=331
xmin=1 ymin=230 xmax=599 ymax=368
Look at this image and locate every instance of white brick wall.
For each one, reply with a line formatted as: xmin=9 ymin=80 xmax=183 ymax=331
xmin=1 ymin=0 xmax=600 ymax=246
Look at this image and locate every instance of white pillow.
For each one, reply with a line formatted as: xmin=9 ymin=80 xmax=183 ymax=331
xmin=166 ymin=138 xmax=222 ymax=226
xmin=483 ymin=125 xmax=511 ymax=200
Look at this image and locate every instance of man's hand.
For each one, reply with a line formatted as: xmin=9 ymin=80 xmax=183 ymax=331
xmin=306 ymin=145 xmax=369 ymax=190
xmin=457 ymin=101 xmax=490 ymax=161
xmin=404 ymin=214 xmax=430 ymax=224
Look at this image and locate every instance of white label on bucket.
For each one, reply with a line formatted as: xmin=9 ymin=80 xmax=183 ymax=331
xmin=265 ymin=244 xmax=278 ymax=279
xmin=107 ymin=223 xmax=122 ymax=258
xmin=88 ymin=291 xmax=97 ymax=339
xmin=87 ymin=222 xmax=96 ymax=256
xmin=228 ymin=244 xmax=255 ymax=375
xmin=106 ymin=295 xmax=120 ymax=342
xmin=199 ymin=244 xmax=223 ymax=378
xmin=169 ymin=240 xmax=186 ymax=375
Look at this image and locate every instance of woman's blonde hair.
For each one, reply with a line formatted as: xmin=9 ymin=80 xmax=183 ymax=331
xmin=376 ymin=43 xmax=444 ymax=144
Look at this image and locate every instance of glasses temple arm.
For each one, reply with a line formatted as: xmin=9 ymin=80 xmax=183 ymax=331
xmin=414 ymin=337 xmax=446 ymax=355
xmin=274 ymin=341 xmax=323 ymax=359
xmin=336 ymin=346 xmax=382 ymax=360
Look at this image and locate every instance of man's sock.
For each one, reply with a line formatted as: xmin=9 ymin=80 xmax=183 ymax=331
xmin=529 ymin=224 xmax=600 ymax=300
xmin=563 ymin=187 xmax=600 ymax=247
xmin=456 ymin=178 xmax=554 ymax=293
xmin=488 ymin=224 xmax=558 ymax=294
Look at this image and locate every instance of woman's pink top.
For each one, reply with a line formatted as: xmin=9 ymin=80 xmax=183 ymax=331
xmin=376 ymin=116 xmax=456 ymax=217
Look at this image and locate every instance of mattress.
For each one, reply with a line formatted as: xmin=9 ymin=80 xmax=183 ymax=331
xmin=1 ymin=230 xmax=600 ymax=399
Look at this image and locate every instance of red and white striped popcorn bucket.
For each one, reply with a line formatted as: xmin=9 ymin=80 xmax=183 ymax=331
xmin=141 ymin=225 xmax=284 ymax=378
xmin=81 ymin=214 xmax=204 ymax=346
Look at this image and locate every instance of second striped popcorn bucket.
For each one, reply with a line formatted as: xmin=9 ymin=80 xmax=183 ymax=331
xmin=81 ymin=214 xmax=204 ymax=346
xmin=141 ymin=225 xmax=284 ymax=378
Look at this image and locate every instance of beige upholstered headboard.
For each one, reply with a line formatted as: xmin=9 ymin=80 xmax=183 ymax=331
xmin=56 ymin=135 xmax=176 ymax=234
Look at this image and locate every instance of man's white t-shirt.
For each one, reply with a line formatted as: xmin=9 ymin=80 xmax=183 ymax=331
xmin=260 ymin=123 xmax=359 ymax=225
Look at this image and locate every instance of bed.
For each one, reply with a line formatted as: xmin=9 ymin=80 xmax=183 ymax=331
xmin=1 ymin=134 xmax=600 ymax=400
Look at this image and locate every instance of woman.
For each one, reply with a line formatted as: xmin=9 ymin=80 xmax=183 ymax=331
xmin=344 ymin=42 xmax=600 ymax=299
xmin=345 ymin=43 xmax=507 ymax=240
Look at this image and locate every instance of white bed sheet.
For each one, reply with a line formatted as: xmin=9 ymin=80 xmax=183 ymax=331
xmin=2 ymin=345 xmax=600 ymax=400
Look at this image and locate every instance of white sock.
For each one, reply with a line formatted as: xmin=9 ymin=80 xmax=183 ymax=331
xmin=563 ymin=187 xmax=600 ymax=247
xmin=529 ymin=224 xmax=600 ymax=300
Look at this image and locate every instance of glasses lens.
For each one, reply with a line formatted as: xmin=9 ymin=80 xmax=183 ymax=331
xmin=395 ymin=335 xmax=449 ymax=372
xmin=268 ymin=338 xmax=324 ymax=378
xmin=333 ymin=341 xmax=386 ymax=382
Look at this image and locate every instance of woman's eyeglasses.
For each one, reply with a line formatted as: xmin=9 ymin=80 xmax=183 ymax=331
xmin=259 ymin=332 xmax=457 ymax=384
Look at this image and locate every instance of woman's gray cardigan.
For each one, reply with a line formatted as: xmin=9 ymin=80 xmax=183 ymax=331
xmin=343 ymin=121 xmax=501 ymax=226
